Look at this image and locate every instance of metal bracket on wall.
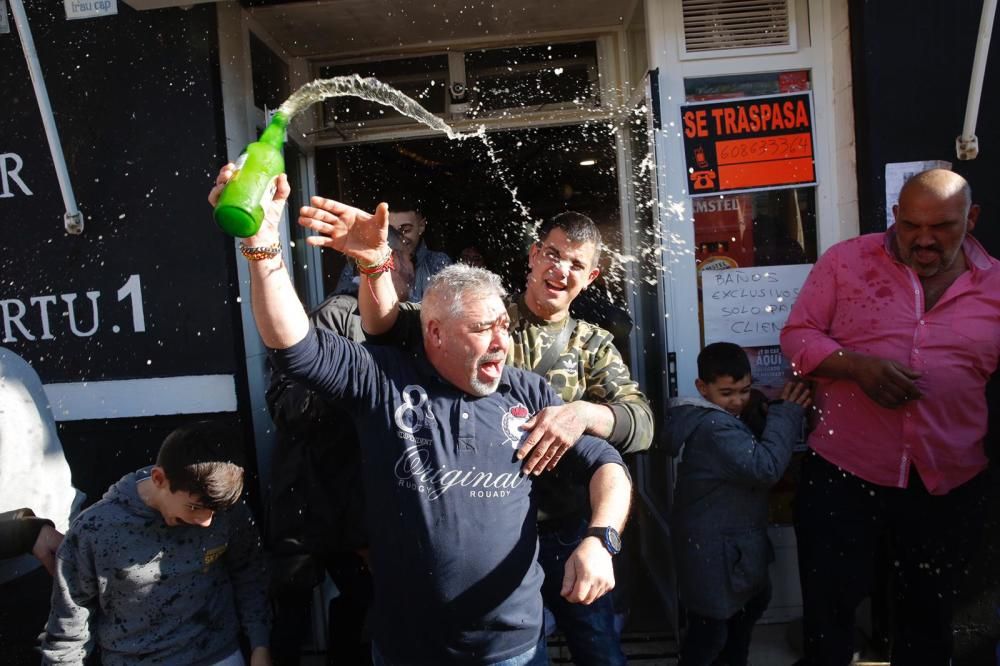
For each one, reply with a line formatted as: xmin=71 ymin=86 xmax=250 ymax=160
xmin=8 ymin=0 xmax=84 ymax=234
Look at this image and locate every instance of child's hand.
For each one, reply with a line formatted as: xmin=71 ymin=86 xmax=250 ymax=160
xmin=780 ymin=380 xmax=812 ymax=409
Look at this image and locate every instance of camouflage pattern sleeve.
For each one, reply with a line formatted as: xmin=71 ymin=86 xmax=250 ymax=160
xmin=573 ymin=322 xmax=654 ymax=455
xmin=505 ymin=296 xmax=653 ymax=454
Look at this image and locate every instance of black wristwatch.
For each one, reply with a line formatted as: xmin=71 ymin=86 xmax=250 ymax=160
xmin=585 ymin=526 xmax=622 ymax=556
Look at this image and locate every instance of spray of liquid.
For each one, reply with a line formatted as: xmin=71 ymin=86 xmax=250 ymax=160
xmin=278 ymin=75 xmax=534 ymax=224
xmin=276 ymin=74 xmax=683 ymax=296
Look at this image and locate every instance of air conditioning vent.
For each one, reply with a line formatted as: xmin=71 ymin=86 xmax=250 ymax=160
xmin=680 ymin=0 xmax=796 ymax=59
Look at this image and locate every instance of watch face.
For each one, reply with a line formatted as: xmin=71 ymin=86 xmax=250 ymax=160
xmin=605 ymin=527 xmax=622 ymax=554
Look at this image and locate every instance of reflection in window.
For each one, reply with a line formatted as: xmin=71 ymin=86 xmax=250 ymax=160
xmin=684 ymin=69 xmax=810 ymax=100
xmin=693 ymin=187 xmax=817 ymax=271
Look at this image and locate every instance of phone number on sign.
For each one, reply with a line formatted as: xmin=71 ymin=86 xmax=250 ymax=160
xmin=716 ymin=132 xmax=812 ymax=165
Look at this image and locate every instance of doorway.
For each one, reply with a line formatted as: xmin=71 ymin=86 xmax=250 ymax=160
xmin=313 ymin=123 xmax=632 ymax=349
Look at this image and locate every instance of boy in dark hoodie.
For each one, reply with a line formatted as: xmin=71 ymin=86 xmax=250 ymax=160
xmin=664 ymin=342 xmax=810 ymax=666
xmin=42 ymin=421 xmax=271 ymax=666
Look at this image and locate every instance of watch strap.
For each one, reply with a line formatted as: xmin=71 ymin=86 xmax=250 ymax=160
xmin=585 ymin=526 xmax=621 ymax=555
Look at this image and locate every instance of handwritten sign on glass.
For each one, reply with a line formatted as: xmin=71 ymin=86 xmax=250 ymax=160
xmin=702 ymin=263 xmax=813 ymax=348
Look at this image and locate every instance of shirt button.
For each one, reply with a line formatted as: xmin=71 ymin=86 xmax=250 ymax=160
xmin=462 ymin=412 xmax=469 ymax=419
xmin=919 ymin=320 xmax=925 ymax=325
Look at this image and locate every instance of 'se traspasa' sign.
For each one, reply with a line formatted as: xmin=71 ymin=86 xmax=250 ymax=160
xmin=680 ymin=92 xmax=816 ymax=197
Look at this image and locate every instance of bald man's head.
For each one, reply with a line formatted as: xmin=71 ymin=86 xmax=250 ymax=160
xmin=892 ymin=169 xmax=979 ymax=278
xmin=898 ymin=168 xmax=972 ymax=211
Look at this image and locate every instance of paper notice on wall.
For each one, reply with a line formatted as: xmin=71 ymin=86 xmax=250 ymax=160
xmin=1 ymin=0 xmax=10 ymax=34
xmin=64 ymin=0 xmax=117 ymax=20
xmin=702 ymin=263 xmax=813 ymax=348
xmin=885 ymin=160 xmax=951 ymax=228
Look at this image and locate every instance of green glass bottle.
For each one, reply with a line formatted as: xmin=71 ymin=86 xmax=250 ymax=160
xmin=214 ymin=112 xmax=289 ymax=238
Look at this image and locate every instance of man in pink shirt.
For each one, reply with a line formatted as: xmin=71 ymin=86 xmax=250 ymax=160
xmin=781 ymin=169 xmax=1000 ymax=666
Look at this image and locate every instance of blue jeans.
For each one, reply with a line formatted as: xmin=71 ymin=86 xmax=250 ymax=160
xmin=538 ymin=519 xmax=627 ymax=666
xmin=371 ymin=638 xmax=548 ymax=665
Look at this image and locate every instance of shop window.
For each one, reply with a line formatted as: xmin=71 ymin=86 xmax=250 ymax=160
xmin=466 ymin=41 xmax=600 ymax=115
xmin=686 ymin=69 xmax=817 ymax=526
xmin=317 ymin=55 xmax=450 ymax=128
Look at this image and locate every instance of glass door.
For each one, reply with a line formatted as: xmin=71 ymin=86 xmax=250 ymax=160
xmin=617 ymin=68 xmax=680 ymax=635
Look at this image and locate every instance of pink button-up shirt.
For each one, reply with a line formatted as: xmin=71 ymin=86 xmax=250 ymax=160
xmin=780 ymin=229 xmax=1000 ymax=494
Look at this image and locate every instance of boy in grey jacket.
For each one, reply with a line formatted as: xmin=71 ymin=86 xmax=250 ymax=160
xmin=664 ymin=342 xmax=810 ymax=666
xmin=42 ymin=421 xmax=271 ymax=666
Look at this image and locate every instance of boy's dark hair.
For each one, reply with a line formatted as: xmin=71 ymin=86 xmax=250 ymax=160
xmin=537 ymin=211 xmax=603 ymax=266
xmin=698 ymin=342 xmax=751 ymax=383
xmin=156 ymin=421 xmax=245 ymax=511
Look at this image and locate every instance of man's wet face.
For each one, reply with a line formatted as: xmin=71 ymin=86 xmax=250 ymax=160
xmin=389 ymin=211 xmax=426 ymax=253
xmin=525 ymin=228 xmax=599 ymax=318
xmin=893 ymin=189 xmax=974 ymax=278
xmin=435 ymin=295 xmax=510 ymax=397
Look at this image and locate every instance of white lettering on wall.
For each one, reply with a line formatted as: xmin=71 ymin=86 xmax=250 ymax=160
xmin=61 ymin=291 xmax=101 ymax=337
xmin=116 ymin=274 xmax=146 ymax=333
xmin=0 ymin=153 xmax=33 ymax=198
xmin=1 ymin=299 xmax=35 ymax=341
xmin=1 ymin=274 xmax=147 ymax=342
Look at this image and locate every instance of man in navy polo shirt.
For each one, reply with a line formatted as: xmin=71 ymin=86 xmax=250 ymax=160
xmin=208 ymin=168 xmax=632 ymax=666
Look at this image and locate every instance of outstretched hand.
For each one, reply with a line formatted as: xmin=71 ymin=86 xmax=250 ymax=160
xmin=298 ymin=198 xmax=390 ymax=266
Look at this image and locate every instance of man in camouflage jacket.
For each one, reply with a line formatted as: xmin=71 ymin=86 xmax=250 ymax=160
xmin=298 ymin=200 xmax=653 ymax=666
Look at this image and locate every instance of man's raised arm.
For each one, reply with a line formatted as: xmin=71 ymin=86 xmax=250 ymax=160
xmin=208 ymin=165 xmax=308 ymax=350
xmin=298 ymin=198 xmax=400 ymax=335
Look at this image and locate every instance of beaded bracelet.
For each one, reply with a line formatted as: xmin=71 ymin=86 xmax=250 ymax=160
xmin=240 ymin=243 xmax=281 ymax=261
xmin=357 ymin=248 xmax=395 ymax=275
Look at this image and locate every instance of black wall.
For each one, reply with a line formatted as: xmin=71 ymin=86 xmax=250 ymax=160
xmin=851 ymin=2 xmax=1000 ymax=661
xmin=851 ymin=0 xmax=1000 ymax=246
xmin=1 ymin=2 xmax=253 ymax=502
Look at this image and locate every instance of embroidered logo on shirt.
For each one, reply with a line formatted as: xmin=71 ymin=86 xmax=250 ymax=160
xmin=394 ymin=384 xmax=436 ymax=434
xmin=202 ymin=544 xmax=227 ymax=572
xmin=501 ymin=403 xmax=531 ymax=449
xmin=394 ymin=444 xmax=527 ymax=500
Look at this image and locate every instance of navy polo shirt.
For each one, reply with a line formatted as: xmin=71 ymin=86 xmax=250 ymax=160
xmin=272 ymin=328 xmax=626 ymax=665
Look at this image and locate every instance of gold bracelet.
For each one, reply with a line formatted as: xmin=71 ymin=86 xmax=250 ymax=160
xmin=240 ymin=243 xmax=281 ymax=261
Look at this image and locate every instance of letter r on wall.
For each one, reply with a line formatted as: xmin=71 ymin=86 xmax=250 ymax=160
xmin=0 ymin=153 xmax=33 ymax=198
